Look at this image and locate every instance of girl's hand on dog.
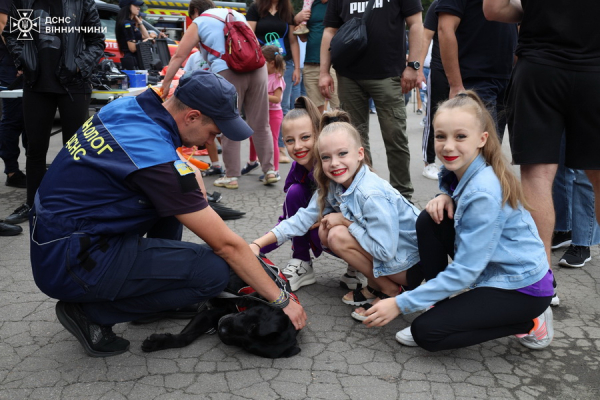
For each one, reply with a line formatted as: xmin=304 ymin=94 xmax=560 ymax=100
xmin=362 ymin=298 xmax=401 ymax=328
xmin=425 ymin=194 xmax=454 ymax=224
xmin=283 ymin=299 xmax=307 ymax=330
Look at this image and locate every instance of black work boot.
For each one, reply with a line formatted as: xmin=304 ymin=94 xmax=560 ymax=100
xmin=55 ymin=301 xmax=130 ymax=357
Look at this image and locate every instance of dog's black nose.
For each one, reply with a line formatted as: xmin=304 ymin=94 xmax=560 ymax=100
xmin=217 ymin=313 xmax=235 ymax=345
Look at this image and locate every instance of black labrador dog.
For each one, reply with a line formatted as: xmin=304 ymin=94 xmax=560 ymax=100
xmin=141 ymin=256 xmax=301 ymax=358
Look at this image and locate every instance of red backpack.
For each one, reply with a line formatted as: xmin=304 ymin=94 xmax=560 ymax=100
xmin=200 ymin=10 xmax=266 ymax=73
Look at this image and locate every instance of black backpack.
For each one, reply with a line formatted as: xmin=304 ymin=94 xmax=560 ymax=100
xmin=329 ymin=0 xmax=376 ymax=70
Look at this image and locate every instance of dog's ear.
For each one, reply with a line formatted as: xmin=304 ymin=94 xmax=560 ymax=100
xmin=256 ymin=309 xmax=291 ymax=337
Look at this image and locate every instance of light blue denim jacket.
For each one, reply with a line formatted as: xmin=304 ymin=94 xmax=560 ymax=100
xmin=271 ymin=165 xmax=421 ymax=276
xmin=396 ymin=155 xmax=549 ymax=314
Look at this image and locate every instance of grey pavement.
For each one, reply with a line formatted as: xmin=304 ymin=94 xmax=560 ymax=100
xmin=1 ymin=101 xmax=599 ymax=399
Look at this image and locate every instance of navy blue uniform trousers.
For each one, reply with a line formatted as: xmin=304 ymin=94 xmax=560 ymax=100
xmin=79 ymin=217 xmax=230 ymax=326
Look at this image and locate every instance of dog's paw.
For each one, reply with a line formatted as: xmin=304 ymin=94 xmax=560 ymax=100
xmin=141 ymin=333 xmax=175 ymax=352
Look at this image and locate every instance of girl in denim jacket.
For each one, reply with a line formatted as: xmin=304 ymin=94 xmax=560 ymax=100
xmin=250 ymin=117 xmax=423 ymax=311
xmin=362 ymin=91 xmax=555 ymax=351
xmin=258 ymin=102 xmax=369 ymax=293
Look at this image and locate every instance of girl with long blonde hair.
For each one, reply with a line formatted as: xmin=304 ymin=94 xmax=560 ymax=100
xmin=363 ymin=91 xmax=554 ymax=353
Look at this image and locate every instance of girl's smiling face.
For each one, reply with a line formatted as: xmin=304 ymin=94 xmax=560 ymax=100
xmin=283 ymin=116 xmax=315 ymax=167
xmin=434 ymin=108 xmax=488 ymax=180
xmin=318 ymin=129 xmax=364 ymax=188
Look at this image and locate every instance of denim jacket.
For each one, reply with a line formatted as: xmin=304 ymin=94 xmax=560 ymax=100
xmin=396 ymin=155 xmax=549 ymax=314
xmin=272 ymin=165 xmax=421 ymax=276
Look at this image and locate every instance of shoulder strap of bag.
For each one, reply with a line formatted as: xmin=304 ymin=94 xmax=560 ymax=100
xmin=199 ymin=11 xmax=228 ymax=58
xmin=363 ymin=0 xmax=377 ymax=23
xmin=200 ymin=12 xmax=225 ymax=23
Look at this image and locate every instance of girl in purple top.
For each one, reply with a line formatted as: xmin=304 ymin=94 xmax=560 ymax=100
xmin=260 ymin=97 xmax=367 ymax=292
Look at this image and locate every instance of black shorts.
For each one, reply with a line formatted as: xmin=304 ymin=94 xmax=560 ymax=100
xmin=506 ymin=58 xmax=600 ymax=170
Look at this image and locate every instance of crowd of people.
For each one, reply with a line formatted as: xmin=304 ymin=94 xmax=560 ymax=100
xmin=0 ymin=0 xmax=598 ymax=358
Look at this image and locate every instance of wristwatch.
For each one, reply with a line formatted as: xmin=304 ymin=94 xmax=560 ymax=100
xmin=407 ymin=61 xmax=421 ymax=70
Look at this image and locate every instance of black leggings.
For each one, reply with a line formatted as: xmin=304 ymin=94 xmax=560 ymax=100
xmin=23 ymin=91 xmax=91 ymax=206
xmin=412 ymin=211 xmax=551 ymax=352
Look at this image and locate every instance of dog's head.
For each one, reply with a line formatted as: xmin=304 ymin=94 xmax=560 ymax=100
xmin=217 ymin=304 xmax=300 ymax=358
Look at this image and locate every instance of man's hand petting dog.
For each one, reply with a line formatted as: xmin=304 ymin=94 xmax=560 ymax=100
xmin=282 ymin=299 xmax=306 ymax=330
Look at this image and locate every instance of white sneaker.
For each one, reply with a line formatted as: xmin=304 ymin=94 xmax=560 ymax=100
xmin=339 ymin=265 xmax=367 ymax=290
xmin=422 ymin=164 xmax=440 ymax=180
xmin=550 ymin=293 xmax=560 ymax=307
xmin=395 ymin=326 xmax=418 ymax=347
xmin=518 ymin=307 xmax=554 ymax=350
xmin=550 ymin=277 xmax=560 ymax=307
xmin=282 ymin=258 xmax=316 ymax=291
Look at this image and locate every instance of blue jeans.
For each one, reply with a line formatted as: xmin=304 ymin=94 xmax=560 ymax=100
xmin=299 ymin=69 xmax=307 ymax=97
xmin=279 ymin=59 xmax=297 ymax=147
xmin=553 ymin=138 xmax=600 ymax=246
xmin=0 ymin=56 xmax=26 ymax=175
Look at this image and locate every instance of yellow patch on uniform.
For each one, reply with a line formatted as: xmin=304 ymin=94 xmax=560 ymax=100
xmin=125 ymin=23 xmax=131 ymax=28
xmin=174 ymin=160 xmax=194 ymax=176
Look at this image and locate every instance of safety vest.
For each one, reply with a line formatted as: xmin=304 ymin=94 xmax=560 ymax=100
xmin=30 ymin=90 xmax=182 ymax=300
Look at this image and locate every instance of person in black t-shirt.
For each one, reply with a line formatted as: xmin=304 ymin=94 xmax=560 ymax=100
xmin=483 ymin=1 xmax=600 ymax=273
xmin=436 ymin=0 xmax=516 ymax=141
xmin=115 ymin=0 xmax=152 ymax=70
xmin=4 ymin=0 xmax=105 ymax=227
xmin=319 ymin=0 xmax=424 ymax=201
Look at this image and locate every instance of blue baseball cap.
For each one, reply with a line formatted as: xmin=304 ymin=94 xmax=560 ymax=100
xmin=174 ymin=70 xmax=253 ymax=141
xmin=119 ymin=0 xmax=145 ymax=8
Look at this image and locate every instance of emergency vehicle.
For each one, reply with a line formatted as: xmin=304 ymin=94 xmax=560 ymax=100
xmin=143 ymin=1 xmax=248 ymax=41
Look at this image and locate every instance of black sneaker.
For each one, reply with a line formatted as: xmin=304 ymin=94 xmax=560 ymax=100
xmin=201 ymin=165 xmax=224 ymax=177
xmin=558 ymin=245 xmax=591 ymax=268
xmin=55 ymin=301 xmax=130 ymax=357
xmin=551 ymin=231 xmax=572 ymax=250
xmin=0 ymin=222 xmax=23 ymax=236
xmin=5 ymin=171 xmax=26 ymax=188
xmin=5 ymin=203 xmax=31 ymax=225
xmin=241 ymin=161 xmax=260 ymax=175
xmin=207 ymin=191 xmax=222 ymax=203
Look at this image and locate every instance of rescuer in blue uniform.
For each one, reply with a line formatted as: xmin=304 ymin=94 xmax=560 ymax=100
xmin=30 ymin=71 xmax=307 ymax=357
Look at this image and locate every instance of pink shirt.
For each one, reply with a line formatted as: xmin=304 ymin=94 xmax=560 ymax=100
xmin=268 ymin=73 xmax=285 ymax=110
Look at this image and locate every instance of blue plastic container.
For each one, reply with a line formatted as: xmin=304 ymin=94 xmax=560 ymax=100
xmin=123 ymin=70 xmax=148 ymax=88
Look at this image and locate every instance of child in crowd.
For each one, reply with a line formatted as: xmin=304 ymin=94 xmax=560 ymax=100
xmin=361 ymin=91 xmax=554 ymax=352
xmin=243 ymin=45 xmax=285 ymax=184
xmin=293 ymin=0 xmax=313 ymax=35
xmin=250 ymin=115 xmax=423 ymax=305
